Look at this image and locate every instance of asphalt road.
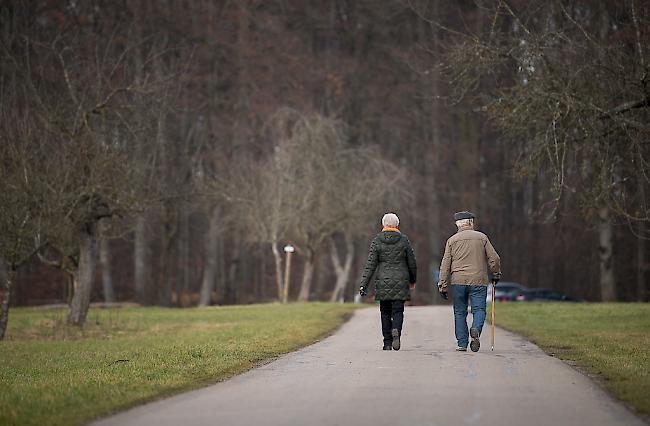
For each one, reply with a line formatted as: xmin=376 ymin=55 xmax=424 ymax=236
xmin=93 ymin=306 xmax=646 ymax=426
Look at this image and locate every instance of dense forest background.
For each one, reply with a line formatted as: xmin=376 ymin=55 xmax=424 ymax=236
xmin=1 ymin=1 xmax=648 ymax=329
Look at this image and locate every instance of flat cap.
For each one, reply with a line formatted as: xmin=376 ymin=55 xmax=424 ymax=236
xmin=453 ymin=211 xmax=475 ymax=221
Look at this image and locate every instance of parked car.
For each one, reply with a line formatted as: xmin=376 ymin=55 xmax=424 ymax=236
xmin=487 ymin=282 xmax=526 ymax=302
xmin=515 ymin=288 xmax=580 ymax=302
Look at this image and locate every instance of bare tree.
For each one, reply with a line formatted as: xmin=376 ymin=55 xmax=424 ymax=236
xmin=219 ymin=150 xmax=294 ymax=301
xmin=327 ymin=150 xmax=409 ymax=302
xmin=220 ymin=111 xmax=410 ymax=302
xmin=0 ymin=3 xmax=171 ymax=323
xmin=0 ymin=137 xmax=45 ymax=339
xmin=433 ymin=0 xmax=650 ymax=300
xmin=8 ymin=0 xmax=649 ymax=306
xmin=281 ymin=115 xmax=409 ymax=301
xmin=199 ymin=206 xmax=221 ymax=306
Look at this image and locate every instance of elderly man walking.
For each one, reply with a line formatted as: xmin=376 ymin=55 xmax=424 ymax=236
xmin=438 ymin=211 xmax=501 ymax=352
xmin=359 ymin=213 xmax=417 ymax=351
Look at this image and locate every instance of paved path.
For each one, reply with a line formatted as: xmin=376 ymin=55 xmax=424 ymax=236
xmin=93 ymin=306 xmax=646 ymax=426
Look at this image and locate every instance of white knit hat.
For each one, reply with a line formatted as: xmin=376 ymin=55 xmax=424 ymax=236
xmin=382 ymin=213 xmax=399 ymax=228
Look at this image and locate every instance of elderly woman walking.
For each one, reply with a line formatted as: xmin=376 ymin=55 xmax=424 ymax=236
xmin=359 ymin=213 xmax=417 ymax=351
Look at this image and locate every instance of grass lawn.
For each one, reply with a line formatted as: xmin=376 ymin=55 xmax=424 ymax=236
xmin=0 ymin=303 xmax=360 ymax=426
xmin=493 ymin=303 xmax=650 ymax=417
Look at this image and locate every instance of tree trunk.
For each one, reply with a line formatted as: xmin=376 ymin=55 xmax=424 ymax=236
xmin=595 ymin=0 xmax=615 ymax=303
xmin=329 ymin=236 xmax=354 ymax=303
xmin=598 ymin=206 xmax=616 ymax=301
xmin=254 ymin=247 xmax=262 ymax=300
xmin=68 ymin=224 xmax=99 ymax=326
xmin=638 ymin=223 xmax=646 ymax=302
xmin=297 ymin=250 xmax=315 ymax=302
xmin=225 ymin=237 xmax=241 ymax=304
xmin=99 ymin=229 xmax=116 ymax=304
xmin=638 ymin=183 xmax=647 ymax=302
xmin=178 ymin=205 xmax=190 ymax=305
xmin=159 ymin=203 xmax=178 ymax=306
xmin=134 ymin=214 xmax=149 ymax=304
xmin=259 ymin=248 xmax=267 ymax=300
xmin=199 ymin=207 xmax=220 ymax=306
xmin=271 ymin=241 xmax=284 ymax=301
xmin=217 ymin=232 xmax=226 ymax=302
xmin=233 ymin=0 xmax=251 ymax=148
xmin=0 ymin=258 xmax=13 ymax=340
xmin=418 ymin=4 xmax=441 ymax=298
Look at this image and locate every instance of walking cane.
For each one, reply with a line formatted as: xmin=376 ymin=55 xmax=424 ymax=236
xmin=491 ymin=284 xmax=496 ymax=351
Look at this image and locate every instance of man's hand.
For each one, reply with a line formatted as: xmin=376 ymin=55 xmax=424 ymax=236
xmin=409 ymin=282 xmax=416 ymax=290
xmin=439 ymin=288 xmax=448 ymax=300
xmin=359 ymin=286 xmax=368 ymax=297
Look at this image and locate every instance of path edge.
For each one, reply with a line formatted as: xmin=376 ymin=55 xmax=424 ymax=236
xmin=87 ymin=305 xmax=368 ymax=426
xmin=491 ymin=320 xmax=650 ymax=425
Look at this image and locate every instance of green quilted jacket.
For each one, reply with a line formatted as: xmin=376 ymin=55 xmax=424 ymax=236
xmin=359 ymin=230 xmax=417 ymax=301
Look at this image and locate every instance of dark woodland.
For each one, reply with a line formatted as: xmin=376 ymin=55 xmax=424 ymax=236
xmin=1 ymin=0 xmax=649 ymax=332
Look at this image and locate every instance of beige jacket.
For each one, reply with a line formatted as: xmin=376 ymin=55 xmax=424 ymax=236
xmin=438 ymin=225 xmax=501 ymax=289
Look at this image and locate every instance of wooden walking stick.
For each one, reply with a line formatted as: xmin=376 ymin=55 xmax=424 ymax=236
xmin=491 ymin=284 xmax=496 ymax=351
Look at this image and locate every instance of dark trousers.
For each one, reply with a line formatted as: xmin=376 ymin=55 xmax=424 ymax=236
xmin=379 ymin=300 xmax=405 ymax=345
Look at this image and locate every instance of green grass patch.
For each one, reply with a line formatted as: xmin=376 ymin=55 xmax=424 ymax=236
xmin=493 ymin=303 xmax=650 ymax=417
xmin=0 ymin=303 xmax=360 ymax=426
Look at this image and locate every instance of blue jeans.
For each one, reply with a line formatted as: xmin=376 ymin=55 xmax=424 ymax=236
xmin=452 ymin=285 xmax=488 ymax=348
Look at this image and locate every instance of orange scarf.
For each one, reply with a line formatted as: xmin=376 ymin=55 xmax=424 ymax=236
xmin=382 ymin=227 xmax=400 ymax=233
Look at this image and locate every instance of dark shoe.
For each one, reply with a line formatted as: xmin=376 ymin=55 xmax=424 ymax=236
xmin=455 ymin=346 xmax=467 ymax=352
xmin=383 ymin=345 xmax=392 ymax=351
xmin=391 ymin=329 xmax=401 ymax=351
xmin=470 ymin=328 xmax=480 ymax=352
